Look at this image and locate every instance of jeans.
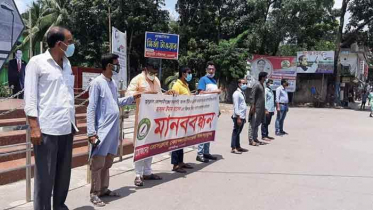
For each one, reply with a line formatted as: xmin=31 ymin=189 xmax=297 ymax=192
xmin=261 ymin=112 xmax=274 ymax=138
xmin=275 ymin=104 xmax=288 ymax=133
xmin=171 ymin=149 xmax=184 ymax=165
xmin=197 ymin=143 xmax=210 ymax=156
xmin=231 ymin=117 xmax=245 ymax=149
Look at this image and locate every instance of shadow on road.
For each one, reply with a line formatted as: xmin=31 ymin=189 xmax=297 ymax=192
xmin=74 ymin=206 xmax=95 ymax=210
xmin=98 ymin=154 xmax=224 ymax=205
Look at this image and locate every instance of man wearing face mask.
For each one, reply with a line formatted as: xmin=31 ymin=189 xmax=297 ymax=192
xmin=261 ymin=79 xmax=275 ymax=141
xmin=231 ymin=79 xmax=249 ymax=154
xmin=126 ymin=58 xmax=177 ymax=186
xmin=8 ymin=50 xmax=27 ymax=98
xmin=249 ymin=72 xmax=268 ymax=146
xmin=24 ymin=27 xmax=77 ymax=210
xmin=196 ymin=61 xmax=221 ymax=163
xmin=170 ymin=67 xmax=195 ymax=173
xmin=275 ymin=79 xmax=290 ymax=136
xmin=87 ymin=53 xmax=140 ymax=207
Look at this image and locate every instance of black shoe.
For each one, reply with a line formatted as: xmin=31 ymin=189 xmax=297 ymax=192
xmin=280 ymin=131 xmax=289 ymax=135
xmin=203 ymin=154 xmax=218 ymax=160
xmin=276 ymin=132 xmax=283 ymax=136
xmin=196 ymin=155 xmax=209 ymax=163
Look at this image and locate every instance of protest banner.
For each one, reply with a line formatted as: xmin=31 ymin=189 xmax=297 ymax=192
xmin=134 ymin=94 xmax=220 ymax=162
xmin=249 ymin=55 xmax=297 ymax=92
xmin=112 ymin=27 xmax=127 ymax=88
xmin=297 ymin=51 xmax=334 ymax=74
xmin=144 ymin=32 xmax=179 ymax=60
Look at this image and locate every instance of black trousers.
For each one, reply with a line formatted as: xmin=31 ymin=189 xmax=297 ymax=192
xmin=261 ymin=112 xmax=274 ymax=138
xmin=33 ymin=133 xmax=73 ymax=210
xmin=231 ymin=117 xmax=245 ymax=149
xmin=171 ymin=149 xmax=184 ymax=165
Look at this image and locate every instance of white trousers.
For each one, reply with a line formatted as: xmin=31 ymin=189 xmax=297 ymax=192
xmin=134 ymin=157 xmax=153 ymax=176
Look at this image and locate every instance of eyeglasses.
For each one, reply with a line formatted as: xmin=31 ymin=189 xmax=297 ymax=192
xmin=207 ymin=68 xmax=215 ymax=71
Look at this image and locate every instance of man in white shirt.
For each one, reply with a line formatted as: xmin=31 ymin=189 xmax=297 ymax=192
xmin=24 ymin=27 xmax=77 ymax=210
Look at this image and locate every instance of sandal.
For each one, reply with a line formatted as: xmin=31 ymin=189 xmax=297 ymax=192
xmin=101 ymin=189 xmax=120 ymax=197
xmin=172 ymin=166 xmax=187 ymax=173
xmin=90 ymin=194 xmax=106 ymax=207
xmin=134 ymin=176 xmax=144 ymax=186
xmin=143 ymin=174 xmax=163 ymax=180
xmin=182 ymin=163 xmax=194 ymax=169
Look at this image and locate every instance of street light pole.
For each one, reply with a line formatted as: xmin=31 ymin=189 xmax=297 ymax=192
xmin=108 ymin=0 xmax=112 ymax=52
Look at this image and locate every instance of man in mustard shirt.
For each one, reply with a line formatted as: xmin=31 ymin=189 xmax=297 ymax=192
xmin=170 ymin=67 xmax=195 ymax=173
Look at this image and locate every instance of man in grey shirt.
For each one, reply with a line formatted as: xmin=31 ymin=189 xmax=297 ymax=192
xmin=249 ymin=72 xmax=268 ymax=146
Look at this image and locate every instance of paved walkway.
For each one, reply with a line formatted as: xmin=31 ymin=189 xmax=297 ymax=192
xmin=2 ymin=107 xmax=373 ymax=210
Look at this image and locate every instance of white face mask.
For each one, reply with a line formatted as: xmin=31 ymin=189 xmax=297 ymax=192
xmin=147 ymin=73 xmax=155 ymax=81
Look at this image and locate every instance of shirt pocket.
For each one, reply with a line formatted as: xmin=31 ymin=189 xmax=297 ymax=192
xmin=64 ymin=75 xmax=75 ymax=88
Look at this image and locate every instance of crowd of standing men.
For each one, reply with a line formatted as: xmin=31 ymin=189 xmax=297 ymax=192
xmin=23 ymin=27 xmax=226 ymax=209
xmin=22 ymin=26 xmax=291 ymax=209
xmin=231 ymin=72 xmax=290 ymax=153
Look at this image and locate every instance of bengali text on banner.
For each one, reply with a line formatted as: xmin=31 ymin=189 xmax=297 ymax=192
xmin=134 ymin=94 xmax=220 ymax=162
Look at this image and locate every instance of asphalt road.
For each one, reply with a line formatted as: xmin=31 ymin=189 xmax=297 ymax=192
xmin=3 ymin=107 xmax=373 ymax=210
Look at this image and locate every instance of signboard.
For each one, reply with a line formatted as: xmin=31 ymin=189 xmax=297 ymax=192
xmin=144 ymin=32 xmax=179 ymax=60
xmin=112 ymin=27 xmax=127 ymax=89
xmin=296 ymin=51 xmax=334 ymax=74
xmin=82 ymin=72 xmax=100 ymax=90
xmin=134 ymin=94 xmax=219 ymax=162
xmin=0 ymin=0 xmax=25 ymax=71
xmin=249 ymin=55 xmax=297 ymax=92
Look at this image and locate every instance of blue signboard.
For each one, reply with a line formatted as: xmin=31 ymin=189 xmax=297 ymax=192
xmin=144 ymin=32 xmax=179 ymax=60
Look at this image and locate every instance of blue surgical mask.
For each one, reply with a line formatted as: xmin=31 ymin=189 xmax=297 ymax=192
xmin=186 ymin=73 xmax=193 ymax=82
xmin=240 ymin=84 xmax=248 ymax=90
xmin=62 ymin=43 xmax=75 ymax=57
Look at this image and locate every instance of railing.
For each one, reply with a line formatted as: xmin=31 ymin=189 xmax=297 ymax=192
xmin=0 ymin=82 xmax=137 ymax=202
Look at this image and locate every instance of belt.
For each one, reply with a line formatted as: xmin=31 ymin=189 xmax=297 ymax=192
xmin=279 ymin=103 xmax=288 ymax=105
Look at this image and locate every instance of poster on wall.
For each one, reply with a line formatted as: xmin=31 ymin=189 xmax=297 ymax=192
xmin=0 ymin=0 xmax=25 ymax=71
xmin=248 ymin=55 xmax=297 ymax=92
xmin=82 ymin=72 xmax=100 ymax=90
xmin=112 ymin=27 xmax=127 ymax=89
xmin=296 ymin=51 xmax=334 ymax=74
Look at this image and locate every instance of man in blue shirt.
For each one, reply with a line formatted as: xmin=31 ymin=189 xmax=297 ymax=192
xmin=87 ymin=53 xmax=140 ymax=207
xmin=261 ymin=79 xmax=275 ymax=141
xmin=231 ymin=79 xmax=249 ymax=154
xmin=197 ymin=61 xmax=221 ymax=163
xmin=275 ymin=79 xmax=289 ymax=136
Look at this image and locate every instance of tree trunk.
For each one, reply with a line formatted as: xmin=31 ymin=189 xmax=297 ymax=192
xmin=259 ymin=0 xmax=274 ymax=54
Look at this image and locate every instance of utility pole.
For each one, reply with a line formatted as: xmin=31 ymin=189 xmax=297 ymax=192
xmin=108 ymin=0 xmax=112 ymax=52
xmin=29 ymin=9 xmax=33 ymax=58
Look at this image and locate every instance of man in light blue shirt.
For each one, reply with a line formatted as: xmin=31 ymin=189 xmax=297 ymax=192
xmin=87 ymin=53 xmax=140 ymax=207
xmin=275 ymin=79 xmax=289 ymax=136
xmin=261 ymin=79 xmax=275 ymax=140
xmin=231 ymin=79 xmax=249 ymax=154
